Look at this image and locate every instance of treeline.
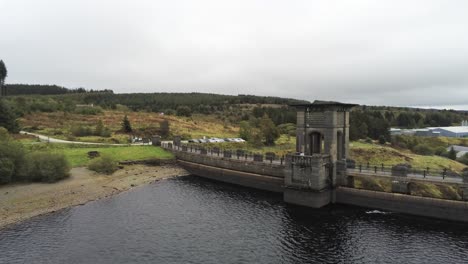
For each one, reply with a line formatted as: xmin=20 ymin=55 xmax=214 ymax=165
xmin=2 ymin=92 xmax=307 ymax=118
xmin=63 ymin=92 xmax=307 ymax=113
xmin=4 ymin=84 xmax=114 ymax=95
xmin=350 ymin=106 xmax=468 ymax=141
xmin=250 ymin=106 xmax=296 ymax=125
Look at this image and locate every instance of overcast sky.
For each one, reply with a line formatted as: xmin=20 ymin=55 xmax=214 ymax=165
xmin=1 ymin=0 xmax=468 ymax=108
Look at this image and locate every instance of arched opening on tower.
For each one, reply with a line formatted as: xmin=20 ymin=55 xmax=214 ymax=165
xmin=337 ymin=131 xmax=344 ymax=159
xmin=310 ymin=132 xmax=323 ymax=154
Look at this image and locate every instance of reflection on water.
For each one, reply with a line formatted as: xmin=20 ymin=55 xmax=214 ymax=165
xmin=1 ymin=176 xmax=468 ymax=264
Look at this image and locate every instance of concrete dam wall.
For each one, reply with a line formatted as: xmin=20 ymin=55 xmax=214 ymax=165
xmin=336 ymin=187 xmax=468 ymax=223
xmin=173 ymin=149 xmax=468 ymax=223
xmin=176 ymin=151 xmax=284 ymax=193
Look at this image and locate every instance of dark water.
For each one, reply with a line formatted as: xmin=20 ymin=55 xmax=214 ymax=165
xmin=1 ymin=176 xmax=468 ymax=264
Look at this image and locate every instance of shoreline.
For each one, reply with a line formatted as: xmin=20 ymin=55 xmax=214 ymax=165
xmin=0 ymin=164 xmax=189 ymax=230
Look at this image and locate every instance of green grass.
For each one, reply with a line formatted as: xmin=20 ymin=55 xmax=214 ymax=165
xmin=62 ymin=146 xmax=173 ymax=167
xmin=350 ymin=141 xmax=467 ymax=173
xmin=24 ymin=143 xmax=174 ymax=167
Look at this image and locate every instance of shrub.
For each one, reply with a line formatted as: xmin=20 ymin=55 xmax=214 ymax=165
xmin=0 ymin=158 xmax=14 ymax=184
xmin=413 ymin=144 xmax=434 ymax=156
xmin=365 ymin=138 xmax=373 ymax=144
xmin=88 ymin=154 xmax=118 ymax=174
xmin=70 ymin=125 xmax=94 ymax=137
xmin=0 ymin=100 xmax=20 ymax=133
xmin=434 ymin=146 xmax=448 ymax=157
xmin=0 ymin=133 xmax=26 ymax=181
xmin=457 ymin=153 xmax=468 ymax=165
xmin=94 ymin=120 xmax=111 ymax=137
xmin=24 ymin=152 xmax=71 ymax=182
xmin=277 ymin=123 xmax=296 ymax=135
xmin=176 ymin=106 xmax=192 ymax=117
xmin=448 ymin=147 xmax=457 ymax=160
xmin=378 ymin=135 xmax=386 ymax=144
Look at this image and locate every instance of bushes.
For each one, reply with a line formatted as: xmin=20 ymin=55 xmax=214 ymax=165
xmin=176 ymin=106 xmax=192 ymax=117
xmin=70 ymin=120 xmax=111 ymax=137
xmin=0 ymin=158 xmax=14 ymax=184
xmin=24 ymin=152 xmax=71 ymax=182
xmin=0 ymin=129 xmax=26 ymax=184
xmin=71 ymin=125 xmax=94 ymax=137
xmin=413 ymin=144 xmax=434 ymax=156
xmin=0 ymin=99 xmax=20 ymax=133
xmin=378 ymin=135 xmax=387 ymax=144
xmin=88 ymin=155 xmax=118 ymax=174
xmin=457 ymin=153 xmax=468 ymax=165
xmin=0 ymin=128 xmax=70 ymax=184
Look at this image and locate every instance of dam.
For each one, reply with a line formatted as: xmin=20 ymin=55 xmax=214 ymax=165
xmin=163 ymin=101 xmax=468 ymax=222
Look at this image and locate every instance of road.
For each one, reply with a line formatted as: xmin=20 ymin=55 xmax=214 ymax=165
xmin=20 ymin=131 xmax=148 ymax=146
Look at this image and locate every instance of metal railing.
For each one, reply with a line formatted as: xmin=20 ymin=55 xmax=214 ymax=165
xmin=164 ymin=143 xmax=288 ymax=166
xmin=161 ymin=142 xmax=465 ymax=183
xmin=348 ymin=162 xmax=461 ymax=180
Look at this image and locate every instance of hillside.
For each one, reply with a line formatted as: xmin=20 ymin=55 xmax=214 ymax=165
xmin=350 ymin=141 xmax=466 ymax=173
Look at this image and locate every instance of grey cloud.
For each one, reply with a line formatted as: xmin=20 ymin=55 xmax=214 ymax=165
xmin=1 ymin=0 xmax=468 ymax=108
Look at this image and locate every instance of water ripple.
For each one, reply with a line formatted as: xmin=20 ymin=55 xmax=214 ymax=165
xmin=1 ymin=175 xmax=468 ymax=264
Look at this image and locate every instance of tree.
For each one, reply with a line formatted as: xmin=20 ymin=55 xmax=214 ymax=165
xmin=239 ymin=121 xmax=252 ymax=140
xmin=121 ymin=115 xmax=132 ymax=133
xmin=259 ymin=115 xmax=280 ymax=145
xmin=0 ymin=60 xmax=7 ymax=96
xmin=176 ymin=106 xmax=192 ymax=117
xmin=448 ymin=147 xmax=457 ymax=160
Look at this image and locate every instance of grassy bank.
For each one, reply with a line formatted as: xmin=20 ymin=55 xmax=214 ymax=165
xmin=350 ymin=141 xmax=466 ymax=173
xmin=25 ymin=143 xmax=174 ymax=167
xmin=353 ymin=177 xmax=464 ymax=201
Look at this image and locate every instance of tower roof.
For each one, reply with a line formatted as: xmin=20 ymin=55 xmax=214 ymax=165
xmin=290 ymin=100 xmax=358 ymax=110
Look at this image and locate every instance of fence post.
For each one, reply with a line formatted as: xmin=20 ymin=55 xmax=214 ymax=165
xmin=423 ymin=169 xmax=426 ymax=178
xmin=374 ymin=166 xmax=377 ymax=173
xmin=381 ymin=163 xmax=384 ymax=172
xmin=359 ymin=164 xmax=362 ymax=172
xmin=443 ymin=168 xmax=447 ymax=179
xmin=367 ymin=162 xmax=370 ymax=169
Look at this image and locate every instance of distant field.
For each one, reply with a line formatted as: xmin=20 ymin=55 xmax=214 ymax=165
xmin=19 ymin=111 xmax=239 ymax=142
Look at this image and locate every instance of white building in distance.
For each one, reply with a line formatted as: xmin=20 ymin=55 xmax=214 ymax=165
xmin=391 ymin=126 xmax=468 ymax=138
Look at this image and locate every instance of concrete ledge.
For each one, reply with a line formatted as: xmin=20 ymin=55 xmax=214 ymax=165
xmin=336 ymin=187 xmax=468 ymax=223
xmin=284 ymin=188 xmax=331 ymax=208
xmin=176 ymin=151 xmax=286 ymax=178
xmin=177 ymin=160 xmax=284 ymax=193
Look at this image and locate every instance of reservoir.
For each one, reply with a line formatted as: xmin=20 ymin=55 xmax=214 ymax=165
xmin=1 ymin=175 xmax=468 ymax=264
